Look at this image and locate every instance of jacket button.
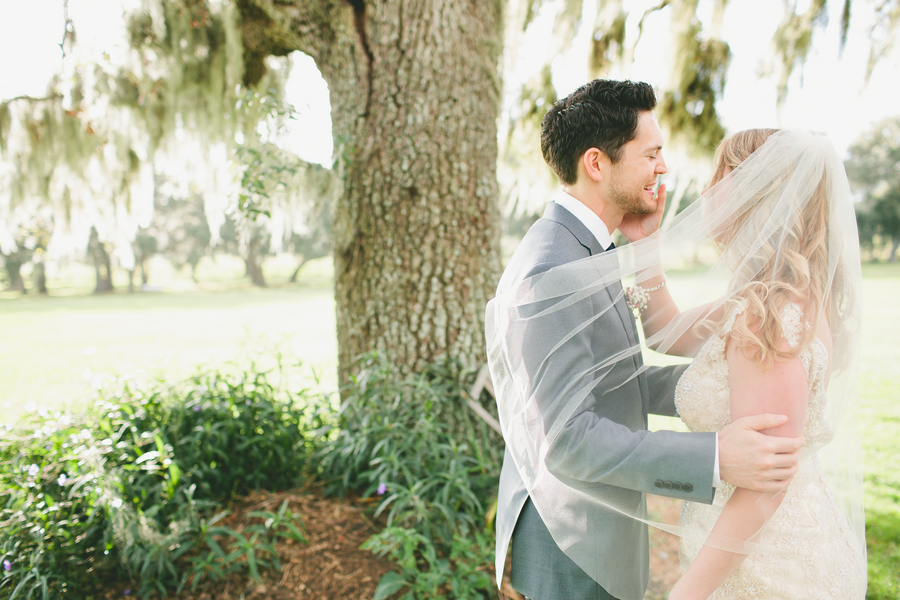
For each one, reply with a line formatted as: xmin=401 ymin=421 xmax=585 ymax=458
xmin=663 ymin=481 xmax=673 ymax=490
xmin=673 ymin=483 xmax=683 ymax=491
xmin=654 ymin=480 xmax=664 ymax=488
xmin=683 ymin=484 xmax=693 ymax=493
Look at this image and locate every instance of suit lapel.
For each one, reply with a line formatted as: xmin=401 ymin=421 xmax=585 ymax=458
xmin=543 ymin=202 xmax=650 ymax=412
xmin=543 ymin=203 xmax=638 ymax=347
xmin=542 ymin=202 xmax=604 ymax=255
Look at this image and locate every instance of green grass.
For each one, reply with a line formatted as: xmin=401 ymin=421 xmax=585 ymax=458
xmin=2 ymin=259 xmax=899 ymax=596
xmin=0 ymin=255 xmax=338 ymax=423
xmin=856 ymin=263 xmax=900 ymax=598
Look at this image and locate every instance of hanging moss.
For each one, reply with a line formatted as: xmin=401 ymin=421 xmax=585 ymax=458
xmin=0 ymin=0 xmax=288 ymax=264
xmin=658 ymin=1 xmax=730 ymax=156
xmin=771 ymin=0 xmax=827 ymax=105
xmin=119 ymin=0 xmax=247 ymax=152
xmin=590 ymin=10 xmax=627 ymax=75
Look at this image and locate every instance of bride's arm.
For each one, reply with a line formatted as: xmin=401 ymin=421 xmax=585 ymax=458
xmin=627 ymin=244 xmax=722 ymax=357
xmin=618 ymin=185 xmax=721 ymax=357
xmin=668 ymin=334 xmax=808 ymax=600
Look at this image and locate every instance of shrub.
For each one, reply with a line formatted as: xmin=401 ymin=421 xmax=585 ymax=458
xmin=316 ymin=353 xmax=503 ymax=599
xmin=0 ymin=355 xmax=316 ymax=599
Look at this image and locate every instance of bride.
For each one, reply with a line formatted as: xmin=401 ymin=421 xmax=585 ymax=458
xmin=625 ymin=129 xmax=867 ymax=599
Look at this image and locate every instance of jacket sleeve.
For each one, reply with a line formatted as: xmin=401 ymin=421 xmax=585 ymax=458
xmin=519 ymin=262 xmax=716 ymax=504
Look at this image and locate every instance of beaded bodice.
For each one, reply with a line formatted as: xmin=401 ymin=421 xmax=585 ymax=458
xmin=675 ymin=301 xmax=833 ymax=448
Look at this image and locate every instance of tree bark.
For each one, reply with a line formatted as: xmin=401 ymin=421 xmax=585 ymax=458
xmin=33 ymin=261 xmax=47 ymax=294
xmin=236 ymin=0 xmax=503 ymax=384
xmin=88 ymin=227 xmax=115 ymax=293
xmin=289 ymin=256 xmax=309 ymax=283
xmin=244 ymin=230 xmax=267 ymax=287
xmin=139 ymin=255 xmax=149 ymax=285
xmin=3 ymin=254 xmax=26 ymax=293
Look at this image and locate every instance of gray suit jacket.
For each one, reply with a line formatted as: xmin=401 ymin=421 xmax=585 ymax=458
xmin=494 ymin=202 xmax=717 ymax=600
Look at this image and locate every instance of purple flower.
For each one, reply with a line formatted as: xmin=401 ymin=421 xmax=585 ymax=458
xmin=124 ymin=589 xmax=131 ymax=596
xmin=192 ymin=405 xmax=201 ymax=412
xmin=27 ymin=464 xmax=39 ymax=478
xmin=3 ymin=559 xmax=11 ymax=572
xmin=377 ymin=482 xmax=387 ymax=495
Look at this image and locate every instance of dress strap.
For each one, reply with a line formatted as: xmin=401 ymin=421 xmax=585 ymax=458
xmin=779 ymin=302 xmax=806 ymax=349
xmin=719 ymin=298 xmax=748 ymax=337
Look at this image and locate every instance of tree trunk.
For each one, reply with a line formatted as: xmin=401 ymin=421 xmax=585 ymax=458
xmin=245 ymin=232 xmax=267 ymax=287
xmin=289 ymin=256 xmax=309 ymax=283
xmin=88 ymin=227 xmax=115 ymax=293
xmin=4 ymin=254 xmax=26 ymax=293
xmin=245 ymin=257 xmax=266 ymax=286
xmin=33 ymin=261 xmax=47 ymax=294
xmin=889 ymin=237 xmax=899 ymax=263
xmin=139 ymin=255 xmax=149 ymax=285
xmin=237 ymin=0 xmax=503 ymax=384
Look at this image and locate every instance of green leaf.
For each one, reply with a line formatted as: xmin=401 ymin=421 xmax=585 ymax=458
xmin=372 ymin=571 xmax=408 ymax=600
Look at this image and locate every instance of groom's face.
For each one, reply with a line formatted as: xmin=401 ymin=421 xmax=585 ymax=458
xmin=606 ymin=111 xmax=668 ymax=215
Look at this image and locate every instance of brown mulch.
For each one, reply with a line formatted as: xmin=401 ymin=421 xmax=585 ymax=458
xmin=173 ymin=487 xmax=396 ymax=600
xmin=103 ymin=490 xmax=682 ymax=600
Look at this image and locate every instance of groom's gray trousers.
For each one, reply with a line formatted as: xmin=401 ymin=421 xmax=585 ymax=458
xmin=493 ymin=202 xmax=716 ymax=600
xmin=511 ymin=498 xmax=619 ymax=600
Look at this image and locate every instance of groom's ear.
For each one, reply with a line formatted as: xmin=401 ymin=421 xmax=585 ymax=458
xmin=581 ymin=148 xmax=609 ymax=183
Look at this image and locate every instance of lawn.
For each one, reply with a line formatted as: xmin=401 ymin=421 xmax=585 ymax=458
xmin=0 ymin=255 xmax=339 ymax=423
xmin=1 ymin=259 xmax=898 ymax=597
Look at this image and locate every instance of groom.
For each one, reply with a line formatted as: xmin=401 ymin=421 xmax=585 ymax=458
xmin=492 ymin=79 xmax=805 ymax=600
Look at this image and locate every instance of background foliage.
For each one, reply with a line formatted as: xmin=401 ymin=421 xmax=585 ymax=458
xmin=0 ymin=354 xmax=313 ymax=599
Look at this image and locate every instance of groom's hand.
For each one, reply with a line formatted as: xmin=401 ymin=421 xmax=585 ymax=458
xmin=717 ymin=414 xmax=804 ymax=493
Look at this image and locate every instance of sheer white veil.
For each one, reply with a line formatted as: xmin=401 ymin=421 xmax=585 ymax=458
xmin=486 ymin=129 xmax=865 ymax=595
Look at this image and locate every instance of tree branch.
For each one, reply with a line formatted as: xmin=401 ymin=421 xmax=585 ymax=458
xmin=234 ymin=0 xmax=340 ymax=86
xmin=1 ymin=94 xmax=64 ymax=107
xmin=60 ymin=0 xmax=74 ymax=59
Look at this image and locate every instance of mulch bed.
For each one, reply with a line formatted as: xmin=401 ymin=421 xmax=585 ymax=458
xmin=172 ymin=487 xmax=396 ymax=600
xmin=102 ymin=490 xmax=682 ymax=599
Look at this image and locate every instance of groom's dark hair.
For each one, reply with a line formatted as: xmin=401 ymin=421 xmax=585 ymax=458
xmin=541 ymin=79 xmax=657 ymax=185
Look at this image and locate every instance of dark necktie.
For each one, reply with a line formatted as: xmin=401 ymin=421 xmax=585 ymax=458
xmin=606 ymin=241 xmax=615 ymax=251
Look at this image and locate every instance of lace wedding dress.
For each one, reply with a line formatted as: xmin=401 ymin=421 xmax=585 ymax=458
xmin=674 ymin=302 xmax=867 ymax=599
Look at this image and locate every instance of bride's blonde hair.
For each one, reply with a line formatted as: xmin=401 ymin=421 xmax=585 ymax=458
xmin=705 ymin=129 xmax=832 ymax=367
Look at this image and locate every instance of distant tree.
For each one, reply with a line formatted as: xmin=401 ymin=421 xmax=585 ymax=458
xmin=286 ymin=201 xmax=332 ymax=283
xmin=1 ymin=244 xmax=27 ymax=293
xmin=266 ymin=160 xmax=336 ymax=284
xmin=217 ymin=215 xmax=272 ymax=287
xmin=1 ymin=218 xmax=52 ymax=294
xmin=131 ymin=228 xmax=159 ymax=289
xmin=846 ymin=117 xmax=900 ymax=261
xmin=151 ymin=191 xmax=213 ymax=283
xmin=87 ymin=226 xmax=115 ymax=293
